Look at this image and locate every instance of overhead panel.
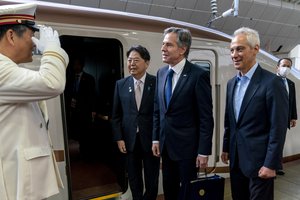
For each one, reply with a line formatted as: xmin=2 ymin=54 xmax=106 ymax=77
xmin=149 ymin=0 xmax=176 ymax=18
xmin=148 ymin=0 xmax=173 ymax=18
xmin=169 ymin=0 xmax=197 ymax=22
xmin=254 ymin=21 xmax=271 ymax=35
xmin=190 ymin=0 xmax=215 ymax=27
xmin=125 ymin=0 xmax=152 ymax=14
xmin=250 ymin=2 xmax=268 ymax=34
xmin=71 ymin=0 xmax=100 ymax=7
xmin=99 ymin=0 xmax=127 ymax=11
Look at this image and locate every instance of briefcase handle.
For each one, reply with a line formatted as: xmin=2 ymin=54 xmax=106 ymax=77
xmin=197 ymin=167 xmax=216 ymax=179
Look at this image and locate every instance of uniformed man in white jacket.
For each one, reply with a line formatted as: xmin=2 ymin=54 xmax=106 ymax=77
xmin=0 ymin=3 xmax=69 ymax=200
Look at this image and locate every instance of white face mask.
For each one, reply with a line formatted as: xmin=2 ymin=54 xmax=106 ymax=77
xmin=278 ymin=66 xmax=291 ymax=77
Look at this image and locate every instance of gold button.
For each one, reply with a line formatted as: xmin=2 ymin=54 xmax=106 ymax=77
xmin=199 ymin=189 xmax=205 ymax=196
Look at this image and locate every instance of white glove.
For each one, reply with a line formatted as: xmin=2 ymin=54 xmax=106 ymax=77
xmin=32 ymin=26 xmax=60 ymax=53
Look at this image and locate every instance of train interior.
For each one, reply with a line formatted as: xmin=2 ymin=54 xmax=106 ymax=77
xmin=60 ymin=35 xmax=126 ymax=200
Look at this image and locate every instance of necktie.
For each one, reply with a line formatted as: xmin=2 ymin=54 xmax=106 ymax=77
xmin=282 ymin=78 xmax=289 ymax=95
xmin=74 ymin=74 xmax=80 ymax=92
xmin=135 ymin=80 xmax=142 ymax=110
xmin=165 ymin=69 xmax=174 ymax=107
xmin=234 ymin=76 xmax=248 ymax=121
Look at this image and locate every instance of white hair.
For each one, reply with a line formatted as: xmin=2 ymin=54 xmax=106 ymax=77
xmin=233 ymin=27 xmax=260 ymax=48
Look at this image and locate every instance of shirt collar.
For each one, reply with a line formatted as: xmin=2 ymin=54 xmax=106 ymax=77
xmin=237 ymin=62 xmax=258 ymax=80
xmin=168 ymin=58 xmax=186 ymax=75
xmin=133 ymin=73 xmax=146 ymax=84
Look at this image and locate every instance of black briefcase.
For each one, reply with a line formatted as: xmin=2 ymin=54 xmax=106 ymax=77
xmin=190 ymin=173 xmax=225 ymax=200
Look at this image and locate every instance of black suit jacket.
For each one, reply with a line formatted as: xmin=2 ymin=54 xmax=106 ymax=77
xmin=65 ymin=71 xmax=96 ymax=119
xmin=223 ymin=65 xmax=289 ymax=177
xmin=153 ymin=60 xmax=214 ymax=161
xmin=112 ymin=73 xmax=156 ymax=152
xmin=287 ymin=78 xmax=298 ymax=128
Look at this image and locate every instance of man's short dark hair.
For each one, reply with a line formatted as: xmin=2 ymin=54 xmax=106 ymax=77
xmin=0 ymin=24 xmax=28 ymax=39
xmin=277 ymin=57 xmax=293 ymax=67
xmin=163 ymin=27 xmax=192 ymax=58
xmin=126 ymin=45 xmax=150 ymax=61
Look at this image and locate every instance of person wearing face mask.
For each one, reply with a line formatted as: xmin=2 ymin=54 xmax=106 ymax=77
xmin=275 ymin=58 xmax=298 ymax=175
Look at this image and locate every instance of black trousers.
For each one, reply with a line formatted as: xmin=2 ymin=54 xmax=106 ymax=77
xmin=230 ymin=157 xmax=274 ymax=200
xmin=127 ymin=134 xmax=160 ymax=200
xmin=161 ymin=149 xmax=197 ymax=200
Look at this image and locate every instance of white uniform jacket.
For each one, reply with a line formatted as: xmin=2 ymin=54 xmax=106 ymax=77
xmin=0 ymin=45 xmax=69 ymax=200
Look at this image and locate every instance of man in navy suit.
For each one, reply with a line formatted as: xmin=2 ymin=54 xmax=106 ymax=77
xmin=112 ymin=45 xmax=160 ymax=200
xmin=64 ymin=56 xmax=96 ymax=156
xmin=221 ymin=27 xmax=289 ymax=200
xmin=275 ymin=57 xmax=298 ymax=175
xmin=152 ymin=27 xmax=214 ymax=200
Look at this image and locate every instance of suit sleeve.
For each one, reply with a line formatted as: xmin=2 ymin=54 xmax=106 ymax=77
xmin=291 ymin=82 xmax=298 ymax=120
xmin=196 ymin=70 xmax=214 ymax=155
xmin=0 ymin=46 xmax=68 ymax=104
xmin=152 ymin=69 xmax=160 ymax=141
xmin=264 ymin=76 xmax=289 ymax=169
xmin=222 ymin=82 xmax=231 ymax=153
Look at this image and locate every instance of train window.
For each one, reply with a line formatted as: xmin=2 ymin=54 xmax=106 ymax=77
xmin=192 ymin=61 xmax=211 ymax=72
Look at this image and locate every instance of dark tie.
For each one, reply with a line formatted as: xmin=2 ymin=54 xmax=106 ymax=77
xmin=165 ymin=69 xmax=174 ymax=107
xmin=74 ymin=74 xmax=80 ymax=92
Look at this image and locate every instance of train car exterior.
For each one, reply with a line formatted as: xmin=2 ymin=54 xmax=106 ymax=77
xmin=1 ymin=1 xmax=299 ymax=200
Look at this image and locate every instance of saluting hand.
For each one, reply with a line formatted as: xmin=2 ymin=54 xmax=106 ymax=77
xmin=32 ymin=26 xmax=61 ymax=53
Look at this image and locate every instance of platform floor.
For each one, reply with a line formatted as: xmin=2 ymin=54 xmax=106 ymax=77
xmin=157 ymin=159 xmax=300 ymax=200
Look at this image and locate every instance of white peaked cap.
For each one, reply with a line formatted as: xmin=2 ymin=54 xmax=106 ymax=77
xmin=0 ymin=3 xmax=38 ymax=31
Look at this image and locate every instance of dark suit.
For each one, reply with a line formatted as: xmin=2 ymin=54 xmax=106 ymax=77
xmin=112 ymin=73 xmax=160 ymax=200
xmin=223 ymin=65 xmax=288 ymax=199
xmin=278 ymin=78 xmax=298 ymax=172
xmin=65 ymin=71 xmax=96 ymax=155
xmin=287 ymin=78 xmax=298 ymax=128
xmin=153 ymin=60 xmax=214 ymax=200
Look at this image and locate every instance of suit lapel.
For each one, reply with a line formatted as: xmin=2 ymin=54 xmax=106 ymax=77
xmin=228 ymin=78 xmax=237 ymax=123
xmin=160 ymin=67 xmax=169 ymax=110
xmin=237 ymin=66 xmax=261 ymax=122
xmin=127 ymin=77 xmax=137 ymax=110
xmin=140 ymin=74 xmax=154 ymax=109
xmin=169 ymin=62 xmax=191 ymax=106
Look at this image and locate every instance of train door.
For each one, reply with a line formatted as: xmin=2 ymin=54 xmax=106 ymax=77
xmin=188 ymin=48 xmax=221 ymax=169
xmin=59 ymin=35 xmax=127 ymax=200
